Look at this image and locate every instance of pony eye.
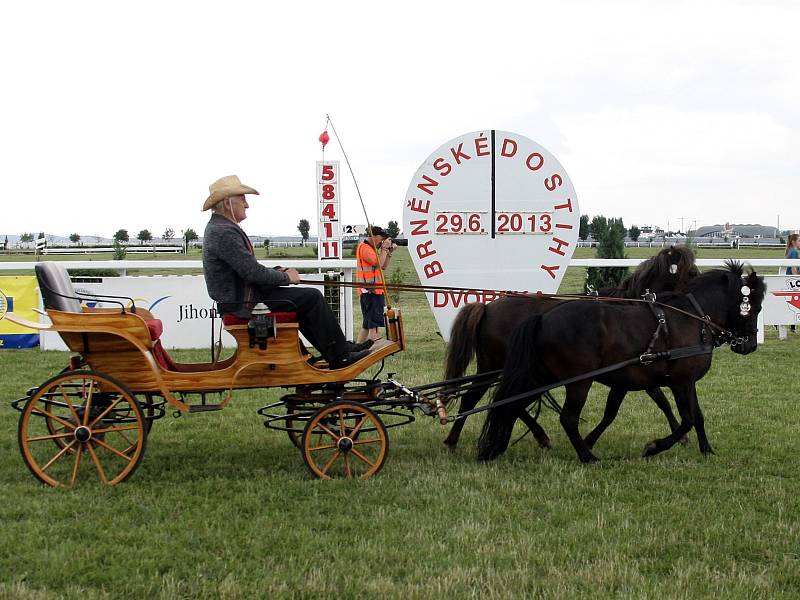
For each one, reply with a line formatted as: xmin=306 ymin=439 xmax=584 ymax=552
xmin=741 ymin=285 xmax=751 ymax=296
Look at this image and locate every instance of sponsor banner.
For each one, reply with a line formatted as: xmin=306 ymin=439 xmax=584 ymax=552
xmin=763 ymin=275 xmax=800 ymax=325
xmin=0 ymin=276 xmax=40 ymax=348
xmin=41 ymin=274 xmax=351 ymax=351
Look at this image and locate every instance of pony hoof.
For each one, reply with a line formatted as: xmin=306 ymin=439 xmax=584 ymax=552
xmin=580 ymin=454 xmax=599 ymax=464
xmin=442 ymin=440 xmax=457 ymax=452
xmin=701 ymin=446 xmax=716 ymax=457
xmin=642 ymin=441 xmax=658 ymax=457
xmin=537 ymin=437 xmax=553 ymax=450
xmin=679 ymin=435 xmax=690 ymax=446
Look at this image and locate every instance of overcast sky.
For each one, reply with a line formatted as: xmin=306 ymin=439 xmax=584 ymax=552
xmin=2 ymin=0 xmax=798 ymax=239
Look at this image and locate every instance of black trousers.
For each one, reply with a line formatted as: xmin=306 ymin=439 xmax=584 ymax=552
xmin=255 ymin=286 xmax=347 ymax=361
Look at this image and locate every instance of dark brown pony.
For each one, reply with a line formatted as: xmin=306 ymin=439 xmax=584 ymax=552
xmin=443 ymin=245 xmax=699 ymax=450
xmin=477 ymin=262 xmax=765 ymax=462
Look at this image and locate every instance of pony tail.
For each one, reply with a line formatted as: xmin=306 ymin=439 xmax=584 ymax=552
xmin=477 ymin=315 xmax=543 ymax=461
xmin=444 ymin=303 xmax=487 ymax=381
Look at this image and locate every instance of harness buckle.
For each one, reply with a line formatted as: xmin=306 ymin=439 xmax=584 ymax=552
xmin=639 ymin=353 xmax=656 ymax=365
xmin=642 ymin=289 xmax=657 ymax=303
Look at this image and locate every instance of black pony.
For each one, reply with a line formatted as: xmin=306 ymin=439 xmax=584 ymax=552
xmin=444 ymin=246 xmax=699 ymax=450
xmin=477 ymin=262 xmax=765 ymax=463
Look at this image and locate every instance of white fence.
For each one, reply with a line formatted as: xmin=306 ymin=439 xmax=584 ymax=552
xmin=3 ymin=258 xmax=800 ymax=348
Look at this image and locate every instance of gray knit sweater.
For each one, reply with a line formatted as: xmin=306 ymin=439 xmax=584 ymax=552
xmin=202 ymin=214 xmax=290 ymax=317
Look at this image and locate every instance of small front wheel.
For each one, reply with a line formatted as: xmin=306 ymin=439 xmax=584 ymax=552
xmin=18 ymin=370 xmax=147 ymax=487
xmin=301 ymin=401 xmax=388 ymax=480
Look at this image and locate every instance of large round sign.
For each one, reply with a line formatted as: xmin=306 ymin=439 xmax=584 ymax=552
xmin=402 ymin=130 xmax=580 ymax=340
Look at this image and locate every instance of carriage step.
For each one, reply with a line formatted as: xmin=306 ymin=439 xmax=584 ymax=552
xmin=188 ymin=404 xmax=224 ymax=413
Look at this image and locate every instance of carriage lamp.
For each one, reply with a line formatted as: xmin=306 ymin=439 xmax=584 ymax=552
xmin=248 ymin=303 xmax=276 ymax=350
xmin=740 ymin=285 xmax=751 ymax=316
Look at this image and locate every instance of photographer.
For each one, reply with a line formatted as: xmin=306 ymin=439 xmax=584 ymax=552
xmin=355 ymin=226 xmax=396 ymax=343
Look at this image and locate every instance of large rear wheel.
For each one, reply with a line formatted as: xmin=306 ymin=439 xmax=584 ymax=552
xmin=301 ymin=401 xmax=388 ymax=480
xmin=18 ymin=370 xmax=147 ymax=487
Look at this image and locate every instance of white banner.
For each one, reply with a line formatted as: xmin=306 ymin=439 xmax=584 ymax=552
xmin=41 ymin=274 xmax=352 ymax=350
xmin=762 ymin=274 xmax=800 ymax=325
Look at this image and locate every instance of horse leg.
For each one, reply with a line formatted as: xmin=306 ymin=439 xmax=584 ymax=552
xmin=518 ymin=409 xmax=552 ymax=449
xmin=559 ymin=381 xmax=598 ymax=463
xmin=584 ymin=387 xmax=625 ymax=450
xmin=642 ymin=382 xmax=696 ymax=457
xmin=689 ymin=387 xmax=714 ymax=456
xmin=646 ymin=387 xmax=689 ymax=446
xmin=443 ymin=385 xmax=485 ymax=450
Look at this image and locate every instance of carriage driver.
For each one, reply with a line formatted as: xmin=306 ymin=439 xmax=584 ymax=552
xmin=201 ymin=175 xmax=372 ymax=369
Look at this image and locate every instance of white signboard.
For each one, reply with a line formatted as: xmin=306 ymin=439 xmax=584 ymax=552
xmin=317 ymin=161 xmax=341 ymax=259
xmin=41 ymin=274 xmax=351 ymax=350
xmin=762 ymin=275 xmax=800 ymax=325
xmin=402 ymin=130 xmax=580 ymax=340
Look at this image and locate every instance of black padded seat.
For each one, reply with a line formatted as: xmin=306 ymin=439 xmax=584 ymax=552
xmin=35 ymin=263 xmax=82 ymax=313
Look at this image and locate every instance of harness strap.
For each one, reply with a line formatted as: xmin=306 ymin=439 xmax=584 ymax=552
xmin=452 ymin=343 xmax=714 ymax=422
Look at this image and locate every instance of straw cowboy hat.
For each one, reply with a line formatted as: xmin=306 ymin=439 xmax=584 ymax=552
xmin=203 ymin=175 xmax=259 ymax=211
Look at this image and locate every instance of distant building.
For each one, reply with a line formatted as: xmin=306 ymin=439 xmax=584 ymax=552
xmin=695 ymin=224 xmax=778 ymax=239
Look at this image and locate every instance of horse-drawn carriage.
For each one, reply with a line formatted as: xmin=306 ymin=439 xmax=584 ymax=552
xmin=6 ymin=253 xmax=769 ymax=487
xmin=7 ymin=262 xmax=450 ymax=486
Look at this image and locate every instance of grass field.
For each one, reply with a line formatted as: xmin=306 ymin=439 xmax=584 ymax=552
xmin=1 ymin=247 xmax=799 ymax=599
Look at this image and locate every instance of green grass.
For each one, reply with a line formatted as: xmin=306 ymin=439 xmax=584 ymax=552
xmin=1 ymin=246 xmax=799 ymax=598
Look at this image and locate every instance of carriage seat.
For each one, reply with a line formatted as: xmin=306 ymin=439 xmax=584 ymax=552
xmin=35 ymin=263 xmax=177 ymax=369
xmin=35 ymin=263 xmax=83 ymax=313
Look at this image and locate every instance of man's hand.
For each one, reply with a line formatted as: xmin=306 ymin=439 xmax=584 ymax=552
xmin=283 ymin=267 xmax=301 ymax=284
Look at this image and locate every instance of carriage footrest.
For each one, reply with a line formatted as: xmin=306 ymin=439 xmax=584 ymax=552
xmin=188 ymin=404 xmax=224 ymax=413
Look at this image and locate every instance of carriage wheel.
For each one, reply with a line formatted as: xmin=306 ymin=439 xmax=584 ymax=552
xmin=18 ymin=370 xmax=148 ymax=488
xmin=301 ymin=401 xmax=388 ymax=480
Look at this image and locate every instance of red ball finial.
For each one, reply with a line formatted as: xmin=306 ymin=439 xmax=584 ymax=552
xmin=319 ymin=130 xmax=330 ymax=148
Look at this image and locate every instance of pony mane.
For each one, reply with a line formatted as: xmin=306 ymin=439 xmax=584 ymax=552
xmin=610 ymin=245 xmax=698 ymax=298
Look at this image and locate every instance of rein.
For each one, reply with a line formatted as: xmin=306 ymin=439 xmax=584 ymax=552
xmin=298 ymin=277 xmax=745 ymax=344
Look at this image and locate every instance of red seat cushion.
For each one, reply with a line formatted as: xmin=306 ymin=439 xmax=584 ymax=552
xmin=222 ymin=312 xmax=297 ymax=326
xmin=145 ymin=319 xmax=164 ymax=341
xmin=152 ymin=339 xmax=178 ymax=371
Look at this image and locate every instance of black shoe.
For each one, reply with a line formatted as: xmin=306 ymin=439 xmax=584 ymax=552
xmin=330 ymin=349 xmax=369 ymax=369
xmin=346 ymin=339 xmax=374 ymax=352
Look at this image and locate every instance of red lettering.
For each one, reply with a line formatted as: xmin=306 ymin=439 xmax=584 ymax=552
xmin=416 ymin=240 xmax=436 ymax=259
xmin=431 ymin=290 xmax=501 ymax=307
xmin=417 ymin=174 xmax=438 ymax=196
xmin=433 ymin=292 xmax=448 ymax=308
xmin=483 ymin=292 xmax=497 ymax=303
xmin=553 ymin=198 xmax=573 ymax=212
xmin=407 ymin=197 xmax=431 ymax=213
xmin=451 ymin=291 xmax=464 ymax=308
xmin=526 ymin=152 xmax=544 ymax=171
xmin=474 ymin=136 xmax=489 ymax=156
xmin=555 ymin=223 xmax=573 ymax=229
xmin=541 ymin=265 xmax=560 ymax=279
xmin=433 ymin=157 xmax=452 ymax=177
xmin=545 ymin=174 xmax=563 ymax=191
xmin=501 ymin=138 xmax=517 ymax=157
xmin=450 ymin=143 xmax=471 ymax=165
xmin=549 ymin=237 xmax=570 ymax=256
xmin=410 ymin=219 xmax=429 ymax=236
xmin=424 ymin=261 xmax=444 ymax=278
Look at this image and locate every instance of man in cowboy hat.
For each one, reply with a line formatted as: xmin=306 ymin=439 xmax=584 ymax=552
xmin=202 ymin=175 xmax=370 ymax=369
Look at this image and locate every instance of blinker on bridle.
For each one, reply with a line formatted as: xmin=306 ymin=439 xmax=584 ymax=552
xmin=739 ymin=284 xmax=751 ymax=317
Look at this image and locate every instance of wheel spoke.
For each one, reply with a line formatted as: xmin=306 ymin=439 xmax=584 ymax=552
xmin=88 ymin=396 xmax=125 ymax=428
xmin=27 ymin=431 xmax=75 ymax=443
xmin=32 ymin=408 xmax=76 ymax=431
xmin=349 ymin=416 xmax=368 ymax=438
xmin=41 ymin=441 xmax=78 ymax=473
xmin=317 ymin=422 xmax=340 ymax=441
xmin=92 ymin=424 xmax=138 ymax=435
xmin=92 ymin=437 xmax=134 ymax=462
xmin=59 ymin=384 xmax=82 ymax=423
xmin=320 ymin=450 xmax=342 ymax=475
xmin=343 ymin=453 xmax=352 ymax=479
xmin=309 ymin=443 xmax=338 ymax=452
xmin=339 ymin=409 xmax=346 ymax=437
xmin=82 ymin=380 xmax=96 ymax=426
xmin=70 ymin=444 xmax=83 ymax=486
xmin=86 ymin=445 xmax=108 ymax=484
xmin=350 ymin=447 xmax=376 ymax=467
xmin=352 ymin=437 xmax=383 ymax=446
